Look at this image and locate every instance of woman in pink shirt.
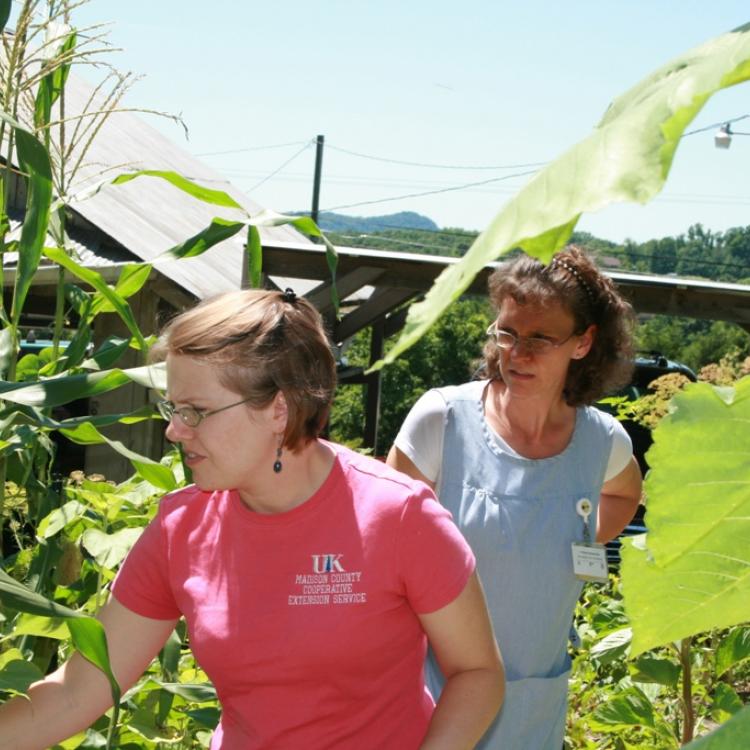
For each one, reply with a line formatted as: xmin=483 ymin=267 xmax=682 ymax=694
xmin=0 ymin=288 xmax=504 ymax=750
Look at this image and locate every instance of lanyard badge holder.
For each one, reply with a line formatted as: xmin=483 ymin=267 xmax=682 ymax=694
xmin=571 ymin=498 xmax=609 ymax=583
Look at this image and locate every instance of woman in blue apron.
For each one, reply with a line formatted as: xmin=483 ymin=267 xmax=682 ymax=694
xmin=388 ymin=246 xmax=643 ymax=749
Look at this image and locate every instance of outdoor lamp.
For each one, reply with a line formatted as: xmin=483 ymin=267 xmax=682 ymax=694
xmin=714 ymin=124 xmax=732 ymax=149
xmin=714 ymin=122 xmax=750 ymax=149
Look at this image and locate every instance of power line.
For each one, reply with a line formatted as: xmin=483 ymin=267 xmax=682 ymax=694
xmin=682 ymin=114 xmax=750 ymax=137
xmin=247 ymin=141 xmax=313 ymax=193
xmin=325 ymin=143 xmax=549 ymax=171
xmin=195 ymin=140 xmax=310 ymax=157
xmin=321 ymin=169 xmax=540 ymax=212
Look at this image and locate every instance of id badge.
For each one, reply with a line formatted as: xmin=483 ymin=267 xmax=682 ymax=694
xmin=571 ymin=542 xmax=608 ymax=582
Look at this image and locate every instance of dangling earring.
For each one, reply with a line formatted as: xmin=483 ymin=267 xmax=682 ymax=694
xmin=273 ymin=442 xmax=283 ymax=474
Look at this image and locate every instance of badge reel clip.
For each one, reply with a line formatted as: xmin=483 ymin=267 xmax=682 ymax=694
xmin=571 ymin=498 xmax=608 ymax=583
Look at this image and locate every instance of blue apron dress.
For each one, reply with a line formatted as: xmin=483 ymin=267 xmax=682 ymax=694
xmin=426 ymin=380 xmax=614 ymax=750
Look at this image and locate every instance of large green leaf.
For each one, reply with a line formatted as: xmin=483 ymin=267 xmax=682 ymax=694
xmin=630 ymin=654 xmax=681 ymax=688
xmin=81 ymin=527 xmax=143 ymax=569
xmin=0 ymin=657 xmax=44 ymax=694
xmin=37 ymin=500 xmax=88 ymax=539
xmin=715 ymin=626 xmax=750 ymax=677
xmin=621 ymin=378 xmax=750 ymax=655
xmin=682 ymin=705 xmax=750 ymax=749
xmin=588 ymin=685 xmax=655 ymax=730
xmin=376 ymin=22 xmax=750 ymax=368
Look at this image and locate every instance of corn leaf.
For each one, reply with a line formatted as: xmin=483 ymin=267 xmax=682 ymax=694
xmin=376 ymin=22 xmax=750 ymax=369
xmin=90 ymin=263 xmax=153 ymax=317
xmin=0 ymin=363 xmax=164 ymax=408
xmin=621 ymin=378 xmax=750 ymax=655
xmin=164 ymin=217 xmax=244 ymax=259
xmin=34 ymin=32 xmax=76 ymax=129
xmin=0 ymin=569 xmax=120 ymax=707
xmin=60 ymin=421 xmax=176 ymax=491
xmin=247 ymin=225 xmax=262 ymax=288
xmin=0 ymin=113 xmax=53 ymax=327
xmin=43 ymin=247 xmax=147 ymax=352
xmin=111 ymin=170 xmax=244 ymax=210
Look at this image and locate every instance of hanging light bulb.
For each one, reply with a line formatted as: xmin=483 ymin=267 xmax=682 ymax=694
xmin=714 ymin=123 xmax=732 ymax=149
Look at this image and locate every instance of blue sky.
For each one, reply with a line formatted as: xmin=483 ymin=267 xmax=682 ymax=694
xmin=70 ymin=2 xmax=750 ymax=244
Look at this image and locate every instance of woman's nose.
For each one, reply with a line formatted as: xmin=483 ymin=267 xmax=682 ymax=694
xmin=509 ymin=339 xmax=534 ymax=359
xmin=165 ymin=415 xmax=193 ymax=443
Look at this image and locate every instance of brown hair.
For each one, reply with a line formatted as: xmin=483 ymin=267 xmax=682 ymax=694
xmin=481 ymin=245 xmax=635 ymax=406
xmin=150 ymin=289 xmax=336 ymax=451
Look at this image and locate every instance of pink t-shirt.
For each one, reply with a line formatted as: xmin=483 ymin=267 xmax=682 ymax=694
xmin=111 ymin=443 xmax=475 ymax=749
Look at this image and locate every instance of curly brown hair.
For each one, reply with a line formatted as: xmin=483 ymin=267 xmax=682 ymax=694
xmin=150 ymin=289 xmax=336 ymax=451
xmin=481 ymin=245 xmax=636 ymax=406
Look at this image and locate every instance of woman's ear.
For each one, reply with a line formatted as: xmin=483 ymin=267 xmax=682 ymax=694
xmin=270 ymin=390 xmax=289 ymax=432
xmin=573 ymin=324 xmax=596 ymax=359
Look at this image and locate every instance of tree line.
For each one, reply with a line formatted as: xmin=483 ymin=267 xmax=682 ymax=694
xmin=327 ymin=223 xmax=750 ymax=454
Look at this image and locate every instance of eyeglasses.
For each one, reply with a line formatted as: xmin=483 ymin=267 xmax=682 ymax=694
xmin=486 ymin=323 xmax=576 ymax=355
xmin=157 ymin=397 xmax=252 ymax=428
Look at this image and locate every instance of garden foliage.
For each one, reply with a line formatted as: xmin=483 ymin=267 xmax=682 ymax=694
xmin=0 ymin=3 xmax=748 ymax=748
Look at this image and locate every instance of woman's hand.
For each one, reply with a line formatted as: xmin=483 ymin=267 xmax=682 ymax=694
xmin=0 ymin=598 xmax=177 ymax=750
xmin=418 ymin=572 xmax=504 ymax=750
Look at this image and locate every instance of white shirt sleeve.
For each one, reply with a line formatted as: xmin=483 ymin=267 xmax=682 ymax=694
xmin=604 ymin=418 xmax=634 ymax=482
xmin=393 ymin=389 xmax=447 ymax=484
xmin=395 ymin=391 xmax=632 ymax=485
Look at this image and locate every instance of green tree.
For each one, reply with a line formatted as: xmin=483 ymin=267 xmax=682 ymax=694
xmin=330 ymin=297 xmax=492 ymax=455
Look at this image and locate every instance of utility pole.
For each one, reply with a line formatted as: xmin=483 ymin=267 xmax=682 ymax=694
xmin=311 ymin=134 xmax=324 ymax=226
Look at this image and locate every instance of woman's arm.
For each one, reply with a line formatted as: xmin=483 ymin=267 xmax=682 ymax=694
xmin=417 ymin=572 xmax=504 ymax=750
xmin=596 ymin=455 xmax=643 ymax=543
xmin=386 ymin=446 xmax=436 ymax=492
xmin=0 ymin=597 xmax=178 ymax=750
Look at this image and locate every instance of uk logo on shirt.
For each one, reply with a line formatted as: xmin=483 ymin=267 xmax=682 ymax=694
xmin=311 ymin=553 xmax=345 ymax=573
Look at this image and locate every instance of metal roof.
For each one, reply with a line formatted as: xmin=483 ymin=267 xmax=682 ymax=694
xmin=8 ymin=71 xmax=314 ymax=301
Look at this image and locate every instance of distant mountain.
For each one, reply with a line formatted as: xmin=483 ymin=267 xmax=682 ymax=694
xmin=291 ymin=210 xmax=439 ymax=233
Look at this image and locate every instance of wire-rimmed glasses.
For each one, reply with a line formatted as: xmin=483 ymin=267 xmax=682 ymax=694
xmin=485 ymin=323 xmax=576 ymax=356
xmin=156 ymin=397 xmax=253 ymax=428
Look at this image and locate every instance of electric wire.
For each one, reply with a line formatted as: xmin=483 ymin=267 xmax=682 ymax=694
xmin=325 ymin=143 xmax=549 ymax=171
xmin=246 ymin=141 xmax=313 ymax=193
xmin=682 ymin=114 xmax=750 ymax=137
xmin=195 ymin=140 xmax=310 ymax=157
xmin=321 ymin=169 xmax=540 ymax=212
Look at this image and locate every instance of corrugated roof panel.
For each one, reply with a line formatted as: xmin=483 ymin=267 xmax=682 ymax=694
xmin=13 ymin=70 xmax=313 ymax=299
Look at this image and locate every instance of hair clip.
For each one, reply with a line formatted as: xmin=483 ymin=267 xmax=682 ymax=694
xmin=282 ymin=288 xmax=297 ymax=304
xmin=550 ymin=258 xmax=596 ymax=302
